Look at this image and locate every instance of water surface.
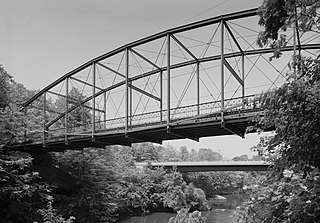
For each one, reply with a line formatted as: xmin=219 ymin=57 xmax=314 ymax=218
xmin=120 ymin=194 xmax=244 ymax=223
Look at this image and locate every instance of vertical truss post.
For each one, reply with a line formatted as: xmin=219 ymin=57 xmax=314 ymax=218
xmin=125 ymin=48 xmax=129 ymax=133
xmin=167 ymin=33 xmax=171 ymax=129
xmin=293 ymin=18 xmax=297 ymax=77
xmin=65 ymin=77 xmax=69 ymax=144
xmin=242 ymin=54 xmax=245 ymax=109
xmin=160 ymin=71 xmax=163 ymax=123
xmin=103 ymin=92 xmax=107 ymax=129
xmin=220 ymin=19 xmax=225 ymax=123
xmin=129 ymin=80 xmax=132 ymax=129
xmin=92 ymin=63 xmax=96 ymax=139
xmin=196 ymin=62 xmax=200 ymax=116
xmin=42 ymin=92 xmax=47 ymax=146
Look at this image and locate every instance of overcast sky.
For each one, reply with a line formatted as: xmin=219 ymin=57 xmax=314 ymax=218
xmin=1 ymin=0 xmax=265 ymax=158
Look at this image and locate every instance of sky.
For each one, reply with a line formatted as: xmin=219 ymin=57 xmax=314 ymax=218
xmin=1 ymin=0 xmax=266 ymax=159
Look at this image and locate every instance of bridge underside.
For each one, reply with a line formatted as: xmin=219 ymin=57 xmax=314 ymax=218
xmin=18 ymin=112 xmax=257 ymax=152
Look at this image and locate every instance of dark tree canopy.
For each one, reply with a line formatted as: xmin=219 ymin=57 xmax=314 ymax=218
xmin=257 ymin=0 xmax=320 ymax=59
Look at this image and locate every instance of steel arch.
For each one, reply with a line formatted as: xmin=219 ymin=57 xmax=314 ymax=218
xmin=20 ymin=8 xmax=320 ymax=151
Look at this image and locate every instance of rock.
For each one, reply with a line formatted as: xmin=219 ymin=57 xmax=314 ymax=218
xmin=213 ymin=195 xmax=227 ymax=200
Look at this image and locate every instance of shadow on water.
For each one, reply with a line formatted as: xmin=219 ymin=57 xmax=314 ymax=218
xmin=120 ymin=194 xmax=247 ymax=223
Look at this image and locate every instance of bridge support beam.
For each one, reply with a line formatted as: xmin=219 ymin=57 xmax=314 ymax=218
xmin=167 ymin=33 xmax=171 ymax=130
xmin=167 ymin=127 xmax=199 ymax=142
xmin=221 ymin=122 xmax=245 ymax=138
xmin=160 ymin=71 xmax=163 ymax=123
xmin=220 ymin=19 xmax=225 ymax=125
xmin=65 ymin=77 xmax=69 ymax=145
xmin=92 ymin=63 xmax=96 ymax=140
xmin=125 ymin=48 xmax=129 ymax=134
xmin=125 ymin=133 xmax=162 ymax=145
xmin=42 ymin=92 xmax=47 ymax=147
xmin=242 ymin=55 xmax=245 ymax=108
xmin=197 ymin=62 xmax=200 ymax=116
xmin=103 ymin=92 xmax=107 ymax=129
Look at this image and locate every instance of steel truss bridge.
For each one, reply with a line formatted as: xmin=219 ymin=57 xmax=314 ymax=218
xmin=18 ymin=8 xmax=320 ymax=152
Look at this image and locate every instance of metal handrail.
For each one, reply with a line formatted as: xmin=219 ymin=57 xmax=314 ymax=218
xmin=25 ymin=95 xmax=262 ymax=144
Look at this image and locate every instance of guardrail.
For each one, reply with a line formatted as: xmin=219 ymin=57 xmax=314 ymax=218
xmin=24 ymin=95 xmax=262 ymax=145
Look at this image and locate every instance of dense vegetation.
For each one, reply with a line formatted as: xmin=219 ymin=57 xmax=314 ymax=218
xmin=237 ymin=0 xmax=320 ymax=222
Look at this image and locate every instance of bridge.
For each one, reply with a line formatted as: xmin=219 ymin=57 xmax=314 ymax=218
xmin=136 ymin=161 xmax=270 ymax=172
xmin=15 ymin=8 xmax=320 ymax=152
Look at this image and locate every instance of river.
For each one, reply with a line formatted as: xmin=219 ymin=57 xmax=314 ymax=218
xmin=120 ymin=194 xmax=246 ymax=223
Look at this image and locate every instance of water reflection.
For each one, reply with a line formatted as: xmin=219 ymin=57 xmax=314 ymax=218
xmin=120 ymin=194 xmax=245 ymax=223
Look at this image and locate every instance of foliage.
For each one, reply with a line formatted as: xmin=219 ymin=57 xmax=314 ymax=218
xmin=0 ymin=149 xmax=49 ymax=222
xmin=168 ymin=208 xmax=207 ymax=223
xmin=0 ymin=65 xmax=53 ymax=223
xmin=0 ymin=65 xmax=13 ymax=108
xmin=237 ymin=167 xmax=320 ymax=222
xmin=179 ymin=146 xmax=189 ymax=161
xmin=156 ymin=144 xmax=223 ymax=162
xmin=36 ymin=196 xmax=75 ymax=223
xmin=238 ymin=56 xmax=320 ymax=221
xmin=232 ymin=154 xmax=249 ymax=161
xmin=238 ymin=1 xmax=320 ymax=219
xmin=131 ymin=142 xmax=160 ymax=162
xmin=157 ymin=144 xmax=180 ymax=162
xmin=161 ymin=171 xmax=208 ymax=211
xmin=257 ymin=0 xmax=320 ymax=59
xmin=255 ymin=56 xmax=320 ymax=171
xmin=52 ymin=145 xmax=211 ymax=222
xmin=52 ymin=148 xmax=118 ymax=223
xmin=197 ymin=148 xmax=222 ymax=161
xmin=185 ymin=172 xmax=245 ymax=197
xmin=54 ymin=87 xmax=91 ymax=129
xmin=0 ymin=105 xmax=26 ymax=146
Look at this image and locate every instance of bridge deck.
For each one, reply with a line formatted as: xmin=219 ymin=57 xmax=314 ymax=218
xmin=136 ymin=161 xmax=270 ymax=172
xmin=18 ymin=107 xmax=262 ymax=152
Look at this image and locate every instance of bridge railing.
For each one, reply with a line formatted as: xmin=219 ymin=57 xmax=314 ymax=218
xmin=25 ymin=95 xmax=262 ymax=144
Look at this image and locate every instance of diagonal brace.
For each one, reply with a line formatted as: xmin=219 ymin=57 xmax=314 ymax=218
xmin=128 ymin=83 xmax=161 ymax=101
xmin=131 ymin=49 xmax=161 ymax=70
xmin=224 ymin=22 xmax=243 ymax=53
xmin=223 ymin=58 xmax=244 ymax=85
xmin=70 ymin=76 xmax=104 ymax=91
xmin=47 ymin=90 xmax=105 ymax=113
xmin=97 ymin=62 xmax=126 ymax=79
xmin=171 ymin=34 xmax=198 ymax=61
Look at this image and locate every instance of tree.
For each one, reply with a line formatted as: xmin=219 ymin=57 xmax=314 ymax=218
xmin=232 ymin=154 xmax=249 ymax=161
xmin=0 ymin=66 xmax=53 ymax=223
xmin=197 ymin=148 xmax=222 ymax=161
xmin=237 ymin=1 xmax=320 ymax=221
xmin=257 ymin=0 xmax=320 ymax=59
xmin=179 ymin=146 xmax=189 ymax=161
xmin=54 ymin=87 xmax=91 ymax=129
xmin=131 ymin=142 xmax=159 ymax=162
xmin=158 ymin=144 xmax=179 ymax=162
xmin=188 ymin=148 xmax=199 ymax=161
xmin=52 ymin=148 xmax=119 ymax=223
xmin=0 ymin=65 xmax=13 ymax=108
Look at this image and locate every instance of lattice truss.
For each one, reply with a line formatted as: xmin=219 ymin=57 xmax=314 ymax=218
xmin=23 ymin=9 xmax=320 ymax=144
